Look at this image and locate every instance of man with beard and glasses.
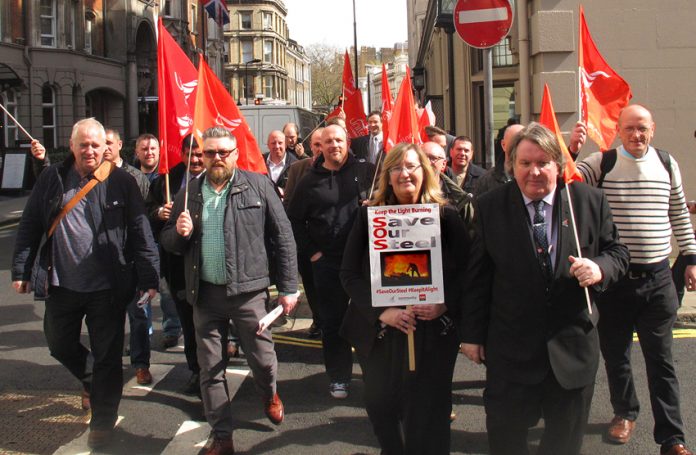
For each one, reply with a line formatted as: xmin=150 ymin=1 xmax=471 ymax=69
xmin=160 ymin=126 xmax=298 ymax=455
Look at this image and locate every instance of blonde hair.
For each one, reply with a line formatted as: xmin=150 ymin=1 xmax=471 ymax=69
xmin=370 ymin=142 xmax=446 ymax=206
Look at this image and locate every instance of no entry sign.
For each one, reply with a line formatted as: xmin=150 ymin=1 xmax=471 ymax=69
xmin=453 ymin=0 xmax=513 ymax=49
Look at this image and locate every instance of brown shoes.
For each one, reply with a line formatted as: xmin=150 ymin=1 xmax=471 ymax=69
xmin=81 ymin=389 xmax=90 ymax=411
xmin=136 ymin=367 xmax=153 ymax=385
xmin=661 ymin=444 xmax=694 ymax=455
xmin=606 ymin=415 xmax=636 ymax=444
xmin=204 ymin=437 xmax=235 ymax=455
xmin=264 ymin=393 xmax=284 ymax=425
xmin=87 ymin=428 xmax=113 ymax=449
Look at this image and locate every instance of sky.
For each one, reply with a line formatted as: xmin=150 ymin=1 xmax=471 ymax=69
xmin=284 ymin=0 xmax=408 ymax=50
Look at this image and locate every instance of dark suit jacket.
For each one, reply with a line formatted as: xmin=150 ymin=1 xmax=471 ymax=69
xmin=282 ymin=158 xmax=314 ymax=209
xmin=263 ymin=152 xmax=297 ymax=190
xmin=461 ymin=163 xmax=486 ymax=195
xmin=351 ymin=134 xmax=383 ymax=164
xmin=460 ymin=180 xmax=629 ymax=390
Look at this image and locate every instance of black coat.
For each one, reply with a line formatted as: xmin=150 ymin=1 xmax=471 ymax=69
xmin=460 ymin=181 xmax=629 ymax=389
xmin=287 ymin=154 xmax=375 ymax=260
xmin=12 ymin=155 xmax=160 ymax=300
xmin=263 ymin=152 xmax=298 ymax=190
xmin=160 ymin=170 xmax=298 ymax=304
xmin=340 ymin=205 xmax=470 ymax=357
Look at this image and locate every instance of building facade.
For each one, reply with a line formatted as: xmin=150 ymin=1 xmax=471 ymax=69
xmin=225 ymin=0 xmax=311 ymax=109
xmin=409 ymin=0 xmax=696 ymax=201
xmin=0 ymin=0 xmax=224 ymax=155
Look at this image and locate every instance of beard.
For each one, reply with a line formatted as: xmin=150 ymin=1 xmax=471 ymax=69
xmin=208 ymin=164 xmax=233 ymax=185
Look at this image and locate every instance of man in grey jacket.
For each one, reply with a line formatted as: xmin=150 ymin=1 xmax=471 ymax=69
xmin=160 ymin=126 xmax=298 ymax=455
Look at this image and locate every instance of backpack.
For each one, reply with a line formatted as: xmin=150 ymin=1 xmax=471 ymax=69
xmin=597 ymin=148 xmax=672 ymax=188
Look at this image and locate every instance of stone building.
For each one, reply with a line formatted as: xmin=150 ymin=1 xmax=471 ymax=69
xmin=408 ymin=0 xmax=696 ymax=200
xmin=0 ymin=0 xmax=224 ymax=154
xmin=224 ymin=0 xmax=311 ymax=109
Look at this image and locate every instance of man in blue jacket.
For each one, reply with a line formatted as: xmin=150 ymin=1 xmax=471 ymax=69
xmin=12 ymin=118 xmax=160 ymax=449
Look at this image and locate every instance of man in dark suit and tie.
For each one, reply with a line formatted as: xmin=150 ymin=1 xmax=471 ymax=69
xmin=350 ymin=110 xmax=383 ymax=165
xmin=460 ymin=123 xmax=629 ymax=455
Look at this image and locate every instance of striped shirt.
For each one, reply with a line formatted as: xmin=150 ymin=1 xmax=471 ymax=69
xmin=200 ymin=176 xmax=233 ymax=284
xmin=577 ymin=146 xmax=696 ymax=265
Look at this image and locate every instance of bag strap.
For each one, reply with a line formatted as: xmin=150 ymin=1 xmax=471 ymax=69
xmin=655 ymin=148 xmax=673 ymax=185
xmin=597 ymin=149 xmax=617 ymax=188
xmin=47 ymin=160 xmax=116 ymax=238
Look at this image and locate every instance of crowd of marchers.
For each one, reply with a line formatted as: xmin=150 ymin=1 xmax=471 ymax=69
xmin=10 ymin=104 xmax=696 ymax=455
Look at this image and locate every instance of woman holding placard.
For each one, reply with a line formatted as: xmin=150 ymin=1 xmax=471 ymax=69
xmin=340 ymin=143 xmax=470 ymax=454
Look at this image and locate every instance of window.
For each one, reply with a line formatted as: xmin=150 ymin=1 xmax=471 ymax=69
xmin=42 ymin=85 xmax=56 ymax=150
xmin=85 ymin=11 xmax=96 ymax=54
xmin=241 ymin=39 xmax=253 ymax=63
xmin=262 ymin=12 xmax=272 ymax=30
xmin=67 ymin=1 xmax=76 ymax=49
xmin=40 ymin=0 xmax=56 ymax=47
xmin=263 ymin=40 xmax=273 ymax=63
xmin=493 ymin=37 xmax=514 ymax=68
xmin=190 ymin=3 xmax=198 ymax=34
xmin=240 ymin=12 xmax=252 ymax=30
xmin=264 ymin=76 xmax=273 ymax=98
xmin=1 ymin=90 xmax=18 ymax=147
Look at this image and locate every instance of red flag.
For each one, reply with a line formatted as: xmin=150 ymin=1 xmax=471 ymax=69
xmin=341 ymin=52 xmax=368 ymax=139
xmin=578 ymin=5 xmax=632 ymax=151
xmin=157 ymin=18 xmax=198 ymax=174
xmin=193 ymin=58 xmax=266 ymax=174
xmin=417 ymin=101 xmax=436 ymax=144
xmin=539 ymin=84 xmax=582 ymax=183
xmin=380 ymin=63 xmax=393 ymax=150
xmin=386 ymin=67 xmax=422 ymax=150
xmin=325 ymin=105 xmax=345 ymax=121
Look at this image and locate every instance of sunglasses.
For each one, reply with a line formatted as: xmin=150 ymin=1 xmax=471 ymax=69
xmin=203 ymin=148 xmax=237 ymax=159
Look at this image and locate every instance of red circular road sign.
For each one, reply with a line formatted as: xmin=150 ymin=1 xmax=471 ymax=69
xmin=453 ymin=0 xmax=513 ymax=49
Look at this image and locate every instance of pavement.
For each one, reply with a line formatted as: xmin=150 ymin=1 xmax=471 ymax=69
xmin=2 ymin=192 xmax=695 ymax=327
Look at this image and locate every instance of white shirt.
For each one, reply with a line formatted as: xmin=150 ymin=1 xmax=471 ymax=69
xmin=369 ymin=133 xmax=383 ymax=164
xmin=266 ymin=154 xmax=287 ymax=183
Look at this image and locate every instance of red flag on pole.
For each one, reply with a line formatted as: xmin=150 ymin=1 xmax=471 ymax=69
xmin=386 ymin=67 xmax=422 ymax=150
xmin=578 ymin=5 xmax=632 ymax=151
xmin=157 ymin=18 xmax=198 ymax=174
xmin=193 ymin=58 xmax=266 ymax=174
xmin=380 ymin=63 xmax=393 ymax=151
xmin=342 ymin=52 xmax=368 ymax=139
xmin=417 ymin=101 xmax=436 ymax=144
xmin=539 ymin=84 xmax=582 ymax=183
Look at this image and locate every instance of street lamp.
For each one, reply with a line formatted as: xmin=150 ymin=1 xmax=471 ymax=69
xmin=245 ymin=58 xmax=261 ymax=105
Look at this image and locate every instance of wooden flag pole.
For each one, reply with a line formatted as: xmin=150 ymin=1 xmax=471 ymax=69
xmin=0 ymin=102 xmax=34 ymax=141
xmin=406 ymin=305 xmax=415 ymax=371
xmin=183 ymin=133 xmax=195 ymax=212
xmin=565 ymin=184 xmax=593 ymax=315
xmin=164 ymin=173 xmax=171 ymax=205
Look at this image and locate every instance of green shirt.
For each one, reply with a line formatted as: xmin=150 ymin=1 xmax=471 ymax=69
xmin=200 ymin=175 xmax=233 ymax=284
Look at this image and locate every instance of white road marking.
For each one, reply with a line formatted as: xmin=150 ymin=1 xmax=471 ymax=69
xmin=122 ymin=364 xmax=174 ymax=397
xmin=53 ymin=416 xmax=124 ymax=455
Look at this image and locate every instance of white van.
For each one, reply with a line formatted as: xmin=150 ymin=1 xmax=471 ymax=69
xmin=240 ymin=105 xmax=321 ymax=147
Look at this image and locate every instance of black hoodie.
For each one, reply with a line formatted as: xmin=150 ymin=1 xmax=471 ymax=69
xmin=287 ymin=153 xmax=375 ymax=260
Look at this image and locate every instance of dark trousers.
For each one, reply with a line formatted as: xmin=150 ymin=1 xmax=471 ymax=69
xmin=298 ymin=252 xmax=321 ymax=326
xmin=597 ymin=265 xmax=685 ymax=447
xmin=360 ymin=323 xmax=459 ymax=455
xmin=44 ymin=287 xmax=126 ymax=430
xmin=484 ymin=370 xmax=594 ymax=455
xmin=170 ymin=284 xmax=199 ymax=374
xmin=193 ymin=283 xmax=277 ymax=438
xmin=311 ymin=256 xmax=353 ymax=383
xmin=126 ymin=295 xmax=151 ymax=368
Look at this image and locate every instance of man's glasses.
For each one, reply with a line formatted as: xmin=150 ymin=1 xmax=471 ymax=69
xmin=203 ymin=148 xmax=237 ymax=159
xmin=427 ymin=156 xmax=445 ymax=163
xmin=389 ymin=164 xmax=422 ymax=175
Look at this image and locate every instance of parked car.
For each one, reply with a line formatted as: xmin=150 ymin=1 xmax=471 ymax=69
xmin=240 ymin=105 xmax=321 ymax=147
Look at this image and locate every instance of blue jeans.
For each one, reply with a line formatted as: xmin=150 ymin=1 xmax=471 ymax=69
xmin=159 ymin=278 xmax=182 ymax=338
xmin=127 ymin=295 xmax=152 ymax=368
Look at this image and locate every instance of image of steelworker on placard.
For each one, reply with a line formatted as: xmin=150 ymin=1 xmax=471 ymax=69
xmin=380 ymin=251 xmax=433 ymax=287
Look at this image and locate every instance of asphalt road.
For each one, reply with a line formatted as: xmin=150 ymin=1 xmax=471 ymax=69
xmin=1 ymin=222 xmax=695 ymax=455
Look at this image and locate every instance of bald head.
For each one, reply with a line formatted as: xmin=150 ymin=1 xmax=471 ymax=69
xmin=617 ymin=104 xmax=655 ymax=158
xmin=502 ymin=124 xmax=525 ymax=157
xmin=422 ymin=141 xmax=447 ymax=175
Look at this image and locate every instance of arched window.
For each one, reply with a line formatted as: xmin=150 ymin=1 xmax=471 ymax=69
xmin=42 ymin=84 xmax=56 ymax=149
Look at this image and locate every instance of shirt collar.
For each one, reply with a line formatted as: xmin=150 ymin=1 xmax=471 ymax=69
xmin=267 ymin=153 xmax=286 ymax=167
xmin=521 ymin=186 xmax=556 ymax=208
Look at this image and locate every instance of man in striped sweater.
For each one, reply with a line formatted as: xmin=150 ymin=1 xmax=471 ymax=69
xmin=577 ymin=104 xmax=696 ymax=455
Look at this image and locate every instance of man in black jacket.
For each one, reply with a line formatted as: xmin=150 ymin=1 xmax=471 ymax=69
xmin=160 ymin=126 xmax=297 ymax=455
xmin=12 ymin=118 xmax=160 ymax=449
xmin=287 ymin=124 xmax=375 ymax=400
xmin=146 ymin=137 xmax=206 ymax=394
xmin=449 ymin=135 xmax=486 ymax=195
xmin=460 ymin=123 xmax=629 ymax=455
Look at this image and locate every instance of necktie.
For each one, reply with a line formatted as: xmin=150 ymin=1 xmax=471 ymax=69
xmin=532 ymin=200 xmax=552 ymax=280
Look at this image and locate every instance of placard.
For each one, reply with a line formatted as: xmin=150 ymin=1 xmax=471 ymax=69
xmin=1 ymin=152 xmax=26 ymax=189
xmin=367 ymin=204 xmax=444 ymax=307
